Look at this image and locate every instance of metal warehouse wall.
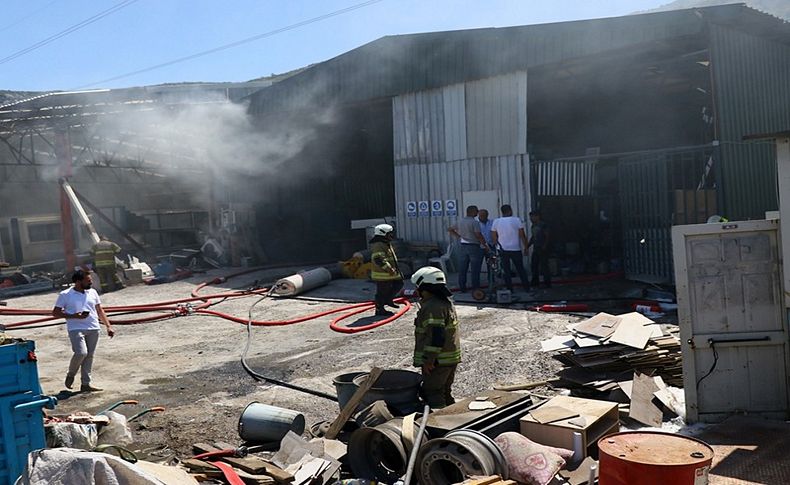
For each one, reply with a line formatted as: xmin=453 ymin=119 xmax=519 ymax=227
xmin=393 ymin=72 xmax=531 ymax=244
xmin=710 ymin=23 xmax=790 ymax=220
xmin=395 ymin=156 xmax=530 ymax=244
xmin=532 ymin=160 xmax=597 ymax=196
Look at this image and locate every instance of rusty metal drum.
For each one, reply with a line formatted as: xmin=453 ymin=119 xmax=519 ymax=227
xmin=598 ymin=431 xmax=714 ymax=485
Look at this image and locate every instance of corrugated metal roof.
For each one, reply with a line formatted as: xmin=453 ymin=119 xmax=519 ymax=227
xmin=249 ymin=4 xmax=790 ymax=115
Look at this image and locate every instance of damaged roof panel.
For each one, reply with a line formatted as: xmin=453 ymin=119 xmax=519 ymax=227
xmin=249 ymin=4 xmax=790 ymax=115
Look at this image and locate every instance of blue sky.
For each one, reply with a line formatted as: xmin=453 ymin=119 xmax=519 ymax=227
xmin=0 ymin=0 xmax=668 ymax=91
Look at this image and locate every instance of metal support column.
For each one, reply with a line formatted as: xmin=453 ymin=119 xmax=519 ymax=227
xmin=777 ymin=137 xmax=790 ymax=308
xmin=55 ymin=129 xmax=76 ymax=271
xmin=772 ymin=136 xmax=790 ymax=420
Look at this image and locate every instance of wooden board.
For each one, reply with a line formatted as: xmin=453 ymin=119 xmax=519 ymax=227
xmin=192 ymin=443 xmax=292 ymax=483
xmin=618 ymin=312 xmax=654 ymax=325
xmin=628 ymin=373 xmax=662 ymax=427
xmin=182 ymin=458 xmax=274 ymax=484
xmin=572 ymin=313 xmax=622 ymax=338
xmin=558 ymin=456 xmax=600 ymax=485
xmin=609 ymin=316 xmax=653 ymax=350
xmin=214 ymin=441 xmax=293 ymax=483
xmin=540 ymin=335 xmax=575 ymax=352
xmin=463 ymin=477 xmax=502 ymax=485
xmin=528 ymin=405 xmax=579 ymax=424
xmin=494 ymin=378 xmax=558 ymax=391
xmin=574 ymin=335 xmax=603 ymax=348
xmin=427 ymin=390 xmax=526 ymax=432
xmin=325 ymin=367 xmax=382 ymax=439
xmin=617 ymin=380 xmax=633 ymax=399
xmin=135 ymin=462 xmax=201 ymax=484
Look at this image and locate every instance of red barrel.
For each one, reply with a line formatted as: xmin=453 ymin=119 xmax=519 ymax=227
xmin=598 ymin=431 xmax=714 ymax=485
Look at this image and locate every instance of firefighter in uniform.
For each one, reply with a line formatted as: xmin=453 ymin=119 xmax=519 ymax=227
xmin=370 ymin=224 xmax=403 ymax=316
xmin=91 ymin=235 xmax=123 ymax=293
xmin=411 ymin=266 xmax=461 ymax=409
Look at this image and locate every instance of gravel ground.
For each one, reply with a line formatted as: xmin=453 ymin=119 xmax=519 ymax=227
xmin=0 ymin=267 xmax=638 ymax=458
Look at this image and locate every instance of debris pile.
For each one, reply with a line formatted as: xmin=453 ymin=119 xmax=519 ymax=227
xmin=14 ymin=357 xmax=695 ymax=485
xmin=0 ymin=272 xmax=54 ymax=298
xmin=541 ymin=312 xmax=683 ymax=396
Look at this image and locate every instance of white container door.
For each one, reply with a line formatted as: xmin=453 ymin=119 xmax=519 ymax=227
xmin=672 ymin=219 xmax=788 ymax=423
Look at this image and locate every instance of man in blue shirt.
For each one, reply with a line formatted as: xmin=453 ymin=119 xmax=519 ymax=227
xmin=448 ymin=205 xmax=487 ymax=292
xmin=478 ymin=209 xmax=494 ymax=248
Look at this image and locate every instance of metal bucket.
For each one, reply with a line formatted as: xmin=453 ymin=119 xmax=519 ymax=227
xmin=598 ymin=431 xmax=714 ymax=485
xmin=353 ymin=369 xmax=422 ymax=414
xmin=348 ymin=418 xmax=428 ymax=483
xmin=332 ymin=371 xmax=366 ymax=411
xmin=238 ymin=402 xmax=305 ymax=444
xmin=417 ymin=429 xmax=509 ymax=485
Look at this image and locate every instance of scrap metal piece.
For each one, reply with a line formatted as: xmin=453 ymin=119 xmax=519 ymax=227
xmin=416 ymin=429 xmax=508 ymax=485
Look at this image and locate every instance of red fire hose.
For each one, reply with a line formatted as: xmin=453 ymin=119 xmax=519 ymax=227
xmin=0 ymin=269 xmax=410 ymax=333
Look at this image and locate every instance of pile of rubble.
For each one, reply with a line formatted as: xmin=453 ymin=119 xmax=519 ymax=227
xmin=541 ymin=312 xmax=682 ymax=391
xmin=539 ymin=312 xmax=685 ymax=428
xmin=22 ymin=366 xmax=623 ymax=485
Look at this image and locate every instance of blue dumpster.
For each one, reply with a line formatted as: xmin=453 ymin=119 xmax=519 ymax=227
xmin=0 ymin=340 xmax=42 ymax=397
xmin=0 ymin=340 xmax=54 ymax=485
xmin=0 ymin=392 xmax=56 ymax=485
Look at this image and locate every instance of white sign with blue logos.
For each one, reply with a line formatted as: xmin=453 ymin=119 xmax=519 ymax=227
xmin=418 ymin=201 xmax=430 ymax=217
xmin=431 ymin=200 xmax=443 ymax=217
xmin=445 ymin=199 xmax=458 ymax=216
xmin=406 ymin=201 xmax=417 ymax=218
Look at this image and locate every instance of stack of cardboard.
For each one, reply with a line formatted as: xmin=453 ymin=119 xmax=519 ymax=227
xmin=540 ymin=312 xmax=683 ymax=394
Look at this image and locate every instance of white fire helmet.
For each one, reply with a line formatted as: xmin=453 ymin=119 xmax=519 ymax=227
xmin=411 ymin=266 xmax=447 ymax=287
xmin=373 ymin=224 xmax=394 ymax=237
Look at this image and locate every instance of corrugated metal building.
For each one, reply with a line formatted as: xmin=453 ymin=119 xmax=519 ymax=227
xmin=392 ymin=72 xmax=530 ymax=243
xmin=247 ymin=4 xmax=790 ymax=280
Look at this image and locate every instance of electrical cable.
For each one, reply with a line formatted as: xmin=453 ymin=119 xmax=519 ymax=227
xmin=72 ymin=0 xmax=386 ymax=89
xmin=0 ymin=0 xmax=139 ymax=66
xmin=696 ymin=340 xmax=719 ymax=389
xmin=0 ymin=0 xmax=61 ymax=34
xmin=240 ymin=290 xmax=338 ymax=401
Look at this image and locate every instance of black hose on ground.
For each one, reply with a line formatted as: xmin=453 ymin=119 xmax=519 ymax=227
xmin=241 ymin=292 xmax=338 ymax=402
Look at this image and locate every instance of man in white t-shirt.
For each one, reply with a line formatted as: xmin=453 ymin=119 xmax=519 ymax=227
xmin=52 ymin=270 xmax=115 ymax=392
xmin=491 ymin=204 xmax=531 ymax=292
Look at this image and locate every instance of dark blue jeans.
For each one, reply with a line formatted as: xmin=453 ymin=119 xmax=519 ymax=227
xmin=501 ymin=250 xmax=530 ymax=291
xmin=458 ymin=244 xmax=484 ymax=291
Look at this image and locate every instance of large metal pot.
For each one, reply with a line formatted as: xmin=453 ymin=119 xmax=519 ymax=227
xmin=353 ymin=369 xmax=422 ymax=414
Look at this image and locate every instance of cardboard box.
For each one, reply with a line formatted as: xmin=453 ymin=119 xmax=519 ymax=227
xmin=520 ymin=395 xmax=619 ymax=456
